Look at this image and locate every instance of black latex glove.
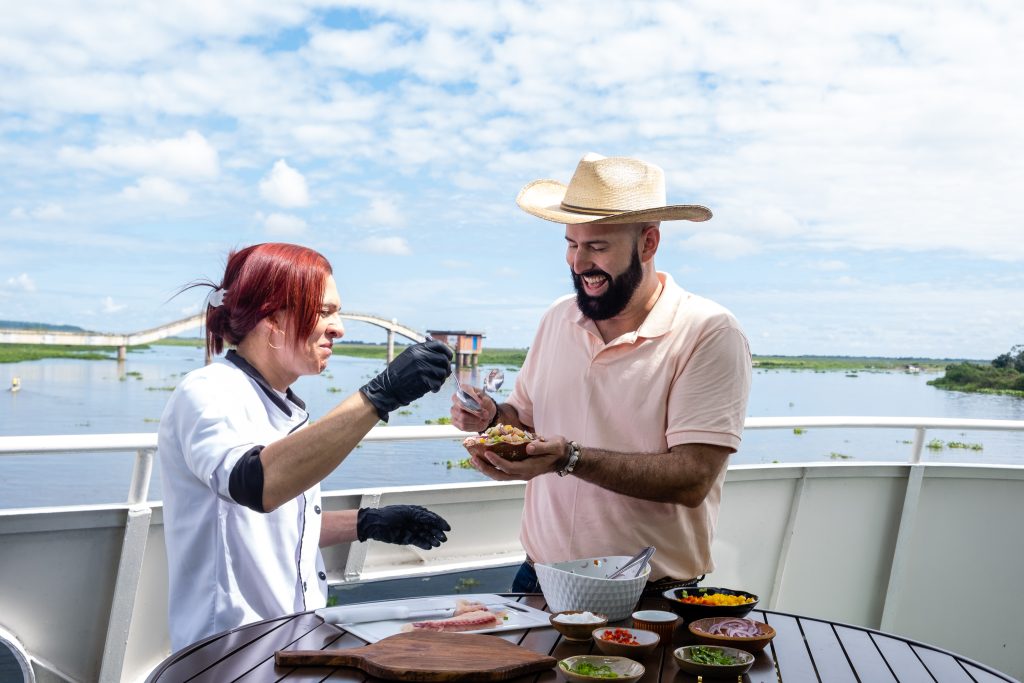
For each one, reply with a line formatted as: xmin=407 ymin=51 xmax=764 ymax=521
xmin=357 ymin=505 xmax=451 ymax=550
xmin=359 ymin=340 xmax=453 ymax=421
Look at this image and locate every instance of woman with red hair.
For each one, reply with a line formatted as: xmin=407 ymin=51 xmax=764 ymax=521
xmin=158 ymin=242 xmax=454 ymax=650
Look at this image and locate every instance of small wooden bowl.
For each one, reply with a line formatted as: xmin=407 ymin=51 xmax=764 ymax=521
xmin=549 ymin=611 xmax=609 ymax=641
xmin=673 ymin=645 xmax=754 ymax=677
xmin=559 ymin=656 xmax=644 ymax=683
xmin=631 ymin=610 xmax=679 ymax=642
xmin=688 ymin=616 xmax=777 ymax=654
xmin=592 ymin=626 xmax=660 ymax=657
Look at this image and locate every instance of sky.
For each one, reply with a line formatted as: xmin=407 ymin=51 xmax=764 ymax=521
xmin=1 ymin=0 xmax=1022 ymax=360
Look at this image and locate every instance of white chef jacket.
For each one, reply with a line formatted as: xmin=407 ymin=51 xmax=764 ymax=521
xmin=158 ymin=351 xmax=328 ymax=651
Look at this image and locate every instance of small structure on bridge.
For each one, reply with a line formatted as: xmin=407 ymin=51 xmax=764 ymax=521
xmin=427 ymin=330 xmax=485 ymax=370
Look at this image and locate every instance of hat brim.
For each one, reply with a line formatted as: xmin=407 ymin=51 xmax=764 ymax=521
xmin=516 ymin=179 xmax=712 ymax=224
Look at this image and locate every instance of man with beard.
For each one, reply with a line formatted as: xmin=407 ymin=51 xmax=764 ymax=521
xmin=451 ymin=153 xmax=752 ymax=594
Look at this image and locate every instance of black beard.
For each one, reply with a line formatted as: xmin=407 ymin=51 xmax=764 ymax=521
xmin=572 ymin=248 xmax=644 ymax=321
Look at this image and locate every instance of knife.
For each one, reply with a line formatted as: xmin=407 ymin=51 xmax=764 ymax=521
xmin=316 ymin=601 xmax=527 ymax=625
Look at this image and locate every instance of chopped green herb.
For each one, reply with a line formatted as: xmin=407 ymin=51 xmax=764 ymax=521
xmin=560 ymin=660 xmax=620 ymax=678
xmin=688 ymin=645 xmax=738 ymax=665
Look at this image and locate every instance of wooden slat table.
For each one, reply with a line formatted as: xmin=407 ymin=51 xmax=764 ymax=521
xmin=146 ymin=593 xmax=1018 ymax=682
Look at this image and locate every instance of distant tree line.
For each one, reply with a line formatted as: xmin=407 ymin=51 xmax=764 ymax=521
xmin=992 ymin=344 xmax=1024 ymax=373
xmin=929 ymin=344 xmax=1024 ymax=395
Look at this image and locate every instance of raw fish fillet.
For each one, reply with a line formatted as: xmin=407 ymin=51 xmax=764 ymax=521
xmin=401 ymin=609 xmax=502 ymax=633
xmin=453 ymin=599 xmax=488 ymax=615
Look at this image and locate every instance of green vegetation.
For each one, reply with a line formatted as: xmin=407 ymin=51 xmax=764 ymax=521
xmin=948 ymin=441 xmax=984 ymax=451
xmin=829 ymin=452 xmax=852 ymax=460
xmin=438 ymin=458 xmax=474 ymax=469
xmin=753 ymin=356 xmax=952 ymax=371
xmin=929 ymin=344 xmax=1024 ymax=397
xmin=793 ymin=428 xmax=806 ymax=435
xmin=926 ymin=439 xmax=945 ymax=450
xmin=153 ymin=337 xmax=203 ymax=347
xmin=425 ymin=416 xmax=451 ymax=425
xmin=0 ymin=343 xmax=119 ymax=363
xmin=329 ymin=343 xmax=528 ymax=366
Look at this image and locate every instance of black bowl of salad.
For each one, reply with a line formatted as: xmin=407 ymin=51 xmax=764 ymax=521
xmin=662 ymin=586 xmax=759 ymax=622
xmin=673 ymin=645 xmax=754 ymax=677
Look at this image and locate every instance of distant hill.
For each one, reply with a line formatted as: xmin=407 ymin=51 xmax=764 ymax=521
xmin=0 ymin=319 xmax=91 ymax=333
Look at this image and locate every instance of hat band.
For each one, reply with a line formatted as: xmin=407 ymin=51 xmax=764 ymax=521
xmin=559 ymin=201 xmax=631 ymax=216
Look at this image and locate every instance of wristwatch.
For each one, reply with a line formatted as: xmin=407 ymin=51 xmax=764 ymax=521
xmin=557 ymin=441 xmax=582 ymax=477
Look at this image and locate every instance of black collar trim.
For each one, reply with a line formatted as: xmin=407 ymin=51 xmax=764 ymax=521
xmin=225 ymin=350 xmax=307 ymax=415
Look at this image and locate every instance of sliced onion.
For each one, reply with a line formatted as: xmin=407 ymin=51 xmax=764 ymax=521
xmin=706 ymin=618 xmax=761 ymax=638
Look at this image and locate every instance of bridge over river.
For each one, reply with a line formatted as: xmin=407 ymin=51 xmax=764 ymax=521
xmin=0 ymin=312 xmax=426 ymax=364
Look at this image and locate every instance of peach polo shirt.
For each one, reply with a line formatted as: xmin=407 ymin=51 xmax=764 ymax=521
xmin=507 ymin=273 xmax=751 ymax=581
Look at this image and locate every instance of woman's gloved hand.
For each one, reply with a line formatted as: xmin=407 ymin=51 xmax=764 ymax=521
xmin=360 ymin=340 xmax=453 ymax=421
xmin=357 ymin=505 xmax=451 ymax=549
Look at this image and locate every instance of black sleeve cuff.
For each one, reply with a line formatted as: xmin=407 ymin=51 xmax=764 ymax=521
xmin=228 ymin=446 xmax=266 ymax=513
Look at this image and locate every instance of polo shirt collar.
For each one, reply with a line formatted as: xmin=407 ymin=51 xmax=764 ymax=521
xmin=225 ymin=349 xmax=306 ymax=416
xmin=571 ymin=272 xmax=683 ymax=343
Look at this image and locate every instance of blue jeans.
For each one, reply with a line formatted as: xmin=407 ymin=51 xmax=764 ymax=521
xmin=511 ymin=561 xmax=540 ymax=593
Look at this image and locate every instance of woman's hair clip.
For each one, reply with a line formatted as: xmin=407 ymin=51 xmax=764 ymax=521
xmin=209 ymin=288 xmax=228 ymax=308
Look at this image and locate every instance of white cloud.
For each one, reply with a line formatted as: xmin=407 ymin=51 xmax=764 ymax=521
xmin=121 ymin=176 xmax=189 ymax=204
xmin=4 ymin=2 xmax=1024 ymax=356
xmin=678 ymin=233 xmax=761 ymax=259
xmin=9 ymin=204 xmax=66 ymax=220
xmin=363 ymin=197 xmax=405 ymax=227
xmin=58 ymin=130 xmax=219 ymax=179
xmin=810 ymin=260 xmax=850 ymax=271
xmin=353 ymin=236 xmax=412 ymax=255
xmin=263 ymin=212 xmax=307 ymax=235
xmin=102 ymin=296 xmax=126 ymax=313
xmin=6 ymin=273 xmax=36 ymax=291
xmin=259 ymin=159 xmax=310 ymax=208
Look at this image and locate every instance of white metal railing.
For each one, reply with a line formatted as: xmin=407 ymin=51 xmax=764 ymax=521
xmin=1 ymin=418 xmax=1023 ymax=506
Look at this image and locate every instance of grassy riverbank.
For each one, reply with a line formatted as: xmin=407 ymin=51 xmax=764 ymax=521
xmin=0 ymin=339 xmax=962 ymax=371
xmin=0 ymin=344 xmax=121 ymax=363
xmin=928 ymin=362 xmax=1024 ymax=397
xmin=752 ymin=356 xmax=954 ymax=372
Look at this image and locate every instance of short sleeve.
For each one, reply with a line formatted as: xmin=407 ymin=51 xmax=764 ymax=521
xmin=167 ymin=374 xmax=266 ymax=501
xmin=666 ymin=324 xmax=752 ymax=450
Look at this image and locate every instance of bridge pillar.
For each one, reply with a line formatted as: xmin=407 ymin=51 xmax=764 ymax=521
xmin=118 ymin=345 xmax=126 ymax=362
xmin=387 ymin=328 xmax=395 ymax=364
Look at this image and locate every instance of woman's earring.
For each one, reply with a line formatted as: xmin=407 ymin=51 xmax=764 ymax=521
xmin=268 ymin=328 xmax=284 ymax=350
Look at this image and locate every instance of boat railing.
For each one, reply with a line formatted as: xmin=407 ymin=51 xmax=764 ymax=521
xmin=1 ymin=418 xmax=1023 ymax=682
xmin=2 ymin=417 xmax=1023 ymax=506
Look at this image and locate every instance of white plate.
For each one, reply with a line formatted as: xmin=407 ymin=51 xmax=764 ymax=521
xmin=337 ymin=593 xmax=552 ymax=644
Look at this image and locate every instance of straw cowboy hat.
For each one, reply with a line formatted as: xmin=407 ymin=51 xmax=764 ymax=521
xmin=516 ymin=152 xmax=712 ymax=224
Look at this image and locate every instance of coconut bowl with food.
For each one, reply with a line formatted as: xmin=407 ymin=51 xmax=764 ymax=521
xmin=662 ymin=586 xmax=759 ymax=623
xmin=688 ymin=616 xmax=777 ymax=654
xmin=462 ymin=424 xmax=537 ymax=461
xmin=548 ymin=610 xmax=608 ymax=641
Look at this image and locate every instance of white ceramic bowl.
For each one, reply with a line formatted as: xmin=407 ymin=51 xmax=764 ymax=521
xmin=535 ymin=555 xmax=650 ymax=621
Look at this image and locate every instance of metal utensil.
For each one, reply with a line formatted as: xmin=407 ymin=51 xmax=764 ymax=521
xmin=453 ymin=370 xmax=482 ymax=411
xmin=484 ymin=368 xmax=505 ymax=393
xmin=606 ymin=546 xmax=656 ymax=579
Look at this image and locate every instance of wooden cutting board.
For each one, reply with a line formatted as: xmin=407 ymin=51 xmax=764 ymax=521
xmin=275 ymin=630 xmax=557 ymax=681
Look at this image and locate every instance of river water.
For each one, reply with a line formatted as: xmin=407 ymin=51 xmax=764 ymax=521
xmin=2 ymin=345 xmax=1022 ymax=509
